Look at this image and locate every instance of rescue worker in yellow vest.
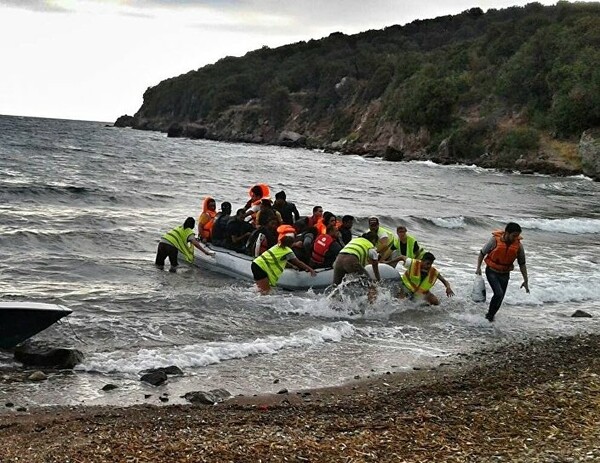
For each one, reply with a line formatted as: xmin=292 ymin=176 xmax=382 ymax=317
xmin=367 ymin=216 xmax=396 ymax=261
xmin=252 ymin=234 xmax=316 ymax=295
xmin=476 ymin=222 xmax=529 ymax=322
xmin=155 ymin=217 xmax=215 ymax=272
xmin=332 ymin=232 xmax=381 ymax=286
xmin=396 ymin=252 xmax=454 ymax=306
xmin=386 ymin=224 xmax=426 ymax=267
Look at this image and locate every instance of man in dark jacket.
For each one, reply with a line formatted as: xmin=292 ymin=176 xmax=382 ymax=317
xmin=225 ymin=209 xmax=254 ymax=253
xmin=211 ymin=202 xmax=231 ymax=247
xmin=273 ymin=190 xmax=300 ymax=225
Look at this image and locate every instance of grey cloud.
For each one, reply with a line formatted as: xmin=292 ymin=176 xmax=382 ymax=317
xmin=126 ymin=0 xmax=242 ymax=8
xmin=0 ymin=0 xmax=69 ymax=12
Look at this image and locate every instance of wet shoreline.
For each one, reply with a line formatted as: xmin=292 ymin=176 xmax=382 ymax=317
xmin=2 ymin=333 xmax=600 ymax=461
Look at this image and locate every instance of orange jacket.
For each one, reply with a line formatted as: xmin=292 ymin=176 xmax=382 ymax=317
xmin=276 ymin=224 xmax=296 ymax=243
xmin=248 ymin=184 xmax=271 ymax=200
xmin=198 ymin=196 xmax=217 ymax=241
xmin=315 ymin=218 xmax=326 ymax=236
xmin=485 ymin=231 xmax=521 ymax=273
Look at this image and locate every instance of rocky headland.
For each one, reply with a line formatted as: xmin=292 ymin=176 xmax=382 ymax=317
xmin=115 ymin=3 xmax=600 ymax=179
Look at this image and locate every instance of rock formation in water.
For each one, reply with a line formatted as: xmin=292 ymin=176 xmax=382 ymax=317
xmin=580 ymin=129 xmax=600 ymax=181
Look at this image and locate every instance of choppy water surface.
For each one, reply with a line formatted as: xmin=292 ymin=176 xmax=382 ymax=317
xmin=1 ymin=115 xmax=599 ymax=409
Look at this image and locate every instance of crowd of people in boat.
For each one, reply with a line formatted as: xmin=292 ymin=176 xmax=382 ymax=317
xmin=156 ymin=184 xmax=529 ymax=320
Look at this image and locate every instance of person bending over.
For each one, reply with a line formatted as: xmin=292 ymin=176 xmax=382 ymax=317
xmin=395 ymin=252 xmax=454 ymax=306
xmin=156 ymin=217 xmax=215 ymax=272
xmin=252 ymin=235 xmax=316 ymax=294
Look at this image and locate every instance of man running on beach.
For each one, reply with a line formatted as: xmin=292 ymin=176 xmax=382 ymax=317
xmin=476 ymin=222 xmax=530 ymax=322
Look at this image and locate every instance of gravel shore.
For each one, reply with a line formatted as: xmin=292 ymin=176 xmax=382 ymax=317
xmin=1 ymin=334 xmax=600 ymax=462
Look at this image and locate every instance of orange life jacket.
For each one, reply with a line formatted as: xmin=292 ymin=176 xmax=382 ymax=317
xmin=315 ymin=218 xmax=326 ymax=236
xmin=276 ymin=224 xmax=296 ymax=243
xmin=248 ymin=184 xmax=271 ymax=201
xmin=311 ymin=234 xmax=334 ymax=264
xmin=246 ymin=184 xmax=271 ymax=227
xmin=198 ymin=196 xmax=217 ymax=241
xmin=484 ymin=231 xmax=521 ymax=273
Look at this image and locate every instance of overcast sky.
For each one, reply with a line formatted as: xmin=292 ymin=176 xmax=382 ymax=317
xmin=0 ymin=0 xmax=557 ymax=122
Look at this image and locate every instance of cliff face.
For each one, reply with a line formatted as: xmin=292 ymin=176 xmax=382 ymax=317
xmin=119 ymin=3 xmax=600 ymax=178
xmin=580 ymin=129 xmax=600 ymax=181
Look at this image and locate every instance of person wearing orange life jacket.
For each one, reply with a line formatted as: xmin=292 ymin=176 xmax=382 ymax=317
xmin=307 ymin=206 xmax=323 ymax=228
xmin=316 ymin=211 xmax=337 ymax=236
xmin=252 ymin=234 xmax=316 ymax=295
xmin=395 ymin=252 xmax=454 ymax=306
xmin=198 ymin=196 xmax=217 ymax=241
xmin=476 ymin=222 xmax=529 ymax=322
xmin=310 ymin=224 xmax=343 ymax=269
xmin=244 ymin=184 xmax=270 ymax=225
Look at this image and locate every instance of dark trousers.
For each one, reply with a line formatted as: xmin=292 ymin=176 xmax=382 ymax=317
xmin=155 ymin=242 xmax=179 ymax=267
xmin=485 ymin=266 xmax=510 ymax=319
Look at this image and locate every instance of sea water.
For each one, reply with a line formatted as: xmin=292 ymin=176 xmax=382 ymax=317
xmin=1 ymin=115 xmax=599 ymax=409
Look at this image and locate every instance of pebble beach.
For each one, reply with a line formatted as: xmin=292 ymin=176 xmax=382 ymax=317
xmin=1 ymin=333 xmax=599 ymax=462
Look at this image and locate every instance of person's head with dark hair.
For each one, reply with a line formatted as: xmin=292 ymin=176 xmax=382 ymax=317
xmin=505 ymin=222 xmax=522 ymax=234
xmin=220 ymin=202 xmax=232 ymax=214
xmin=421 ymin=252 xmax=436 ymax=263
xmin=260 ymin=198 xmax=273 ymax=209
xmin=183 ymin=217 xmax=195 ymax=230
xmin=504 ymin=222 xmax=522 ymax=243
xmin=312 ymin=205 xmax=323 ymax=217
xmin=323 ymin=211 xmax=336 ymax=227
xmin=274 ymin=190 xmax=286 ymax=207
xmin=250 ymin=185 xmax=264 ymax=200
xmin=420 ymin=252 xmax=436 ymax=272
xmin=235 ymin=208 xmax=246 ymax=220
xmin=368 ymin=216 xmax=379 ymax=232
xmin=362 ymin=231 xmax=378 ymax=245
xmin=280 ymin=235 xmax=295 ymax=248
xmin=340 ymin=215 xmax=354 ymax=231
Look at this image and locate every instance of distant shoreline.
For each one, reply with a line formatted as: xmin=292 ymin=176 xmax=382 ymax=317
xmin=113 ymin=121 xmax=585 ymax=179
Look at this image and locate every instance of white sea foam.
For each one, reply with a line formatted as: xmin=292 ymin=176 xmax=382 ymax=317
xmin=504 ymin=281 xmax=600 ymax=306
xmin=429 ymin=216 xmax=466 ymax=229
xmin=78 ymin=321 xmax=357 ymax=374
xmin=519 ymin=217 xmax=600 ymax=234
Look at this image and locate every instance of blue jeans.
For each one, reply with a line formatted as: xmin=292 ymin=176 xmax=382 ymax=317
xmin=485 ymin=267 xmax=510 ymax=320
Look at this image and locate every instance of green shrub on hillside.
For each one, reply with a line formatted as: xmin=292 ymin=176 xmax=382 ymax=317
xmin=132 ymin=2 xmax=600 ymax=148
xmin=497 ymin=128 xmax=540 ymax=154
